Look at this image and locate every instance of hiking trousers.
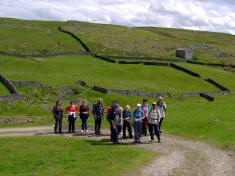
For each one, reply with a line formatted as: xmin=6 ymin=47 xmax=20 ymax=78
xmin=148 ymin=123 xmax=160 ymax=141
xmin=123 ymin=121 xmax=132 ymax=138
xmin=54 ymin=117 xmax=62 ymax=133
xmin=112 ymin=125 xmax=121 ymax=144
xmin=68 ymin=115 xmax=76 ymax=132
xmin=95 ymin=118 xmax=102 ymax=134
xmin=133 ymin=122 xmax=143 ymax=142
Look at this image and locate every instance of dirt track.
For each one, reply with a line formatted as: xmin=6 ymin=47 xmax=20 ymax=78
xmin=0 ymin=126 xmax=234 ymax=176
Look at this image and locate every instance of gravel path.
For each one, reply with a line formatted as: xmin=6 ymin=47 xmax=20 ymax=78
xmin=0 ymin=126 xmax=234 ymax=176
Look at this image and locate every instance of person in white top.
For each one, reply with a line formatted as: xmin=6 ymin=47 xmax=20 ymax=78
xmin=148 ymin=102 xmax=161 ymax=143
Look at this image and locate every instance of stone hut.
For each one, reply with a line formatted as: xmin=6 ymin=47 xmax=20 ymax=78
xmin=176 ymin=48 xmax=193 ymax=59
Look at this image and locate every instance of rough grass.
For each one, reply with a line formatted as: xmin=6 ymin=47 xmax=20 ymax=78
xmin=165 ymin=94 xmax=235 ymax=148
xmin=0 ymin=54 xmax=219 ymax=96
xmin=0 ymin=82 xmax=10 ymax=95
xmin=0 ymin=136 xmax=156 ymax=176
xmin=1 ymin=18 xmax=234 ymax=65
xmin=0 ymin=18 xmax=85 ymax=55
xmin=139 ymin=27 xmax=235 ymax=65
xmin=0 ymin=84 xmax=234 ymax=148
xmin=177 ymin=63 xmax=235 ymax=91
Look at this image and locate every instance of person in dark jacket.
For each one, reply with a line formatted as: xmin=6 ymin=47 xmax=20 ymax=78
xmin=52 ymin=100 xmax=63 ymax=134
xmin=79 ymin=99 xmax=89 ymax=133
xmin=110 ymin=105 xmax=123 ymax=145
xmin=122 ymin=105 xmax=133 ymax=139
xmin=93 ymin=98 xmax=104 ymax=135
xmin=108 ymin=101 xmax=119 ymax=141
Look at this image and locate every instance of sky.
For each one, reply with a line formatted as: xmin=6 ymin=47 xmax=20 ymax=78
xmin=0 ymin=0 xmax=235 ymax=35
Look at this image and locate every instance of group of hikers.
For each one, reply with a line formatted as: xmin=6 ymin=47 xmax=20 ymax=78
xmin=52 ymin=97 xmax=166 ymax=144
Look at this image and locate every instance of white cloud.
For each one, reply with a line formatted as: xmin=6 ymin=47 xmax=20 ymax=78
xmin=0 ymin=0 xmax=234 ymax=34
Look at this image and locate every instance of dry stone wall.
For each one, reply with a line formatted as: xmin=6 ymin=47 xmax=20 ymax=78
xmin=75 ymin=80 xmax=172 ymax=98
xmin=0 ymin=74 xmax=18 ymax=94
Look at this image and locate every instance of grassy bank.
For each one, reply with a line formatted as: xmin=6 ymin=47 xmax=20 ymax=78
xmin=165 ymin=94 xmax=235 ymax=148
xmin=0 ymin=82 xmax=10 ymax=95
xmin=0 ymin=18 xmax=85 ymax=55
xmin=0 ymin=136 xmax=155 ymax=176
xmin=0 ymin=54 xmax=219 ymax=96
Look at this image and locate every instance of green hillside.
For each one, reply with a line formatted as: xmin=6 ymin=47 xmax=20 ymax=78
xmin=177 ymin=63 xmax=235 ymax=92
xmin=139 ymin=27 xmax=235 ymax=64
xmin=0 ymin=82 xmax=10 ymax=95
xmin=0 ymin=18 xmax=85 ymax=55
xmin=0 ymin=55 xmax=220 ymax=96
xmin=59 ymin=20 xmax=235 ymax=64
xmin=0 ymin=18 xmax=234 ymax=148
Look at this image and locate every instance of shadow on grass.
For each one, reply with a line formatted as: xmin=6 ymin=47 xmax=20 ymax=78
xmin=83 ymin=139 xmax=113 ymax=146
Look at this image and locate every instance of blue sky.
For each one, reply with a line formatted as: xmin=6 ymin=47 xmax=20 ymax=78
xmin=0 ymin=0 xmax=234 ymax=34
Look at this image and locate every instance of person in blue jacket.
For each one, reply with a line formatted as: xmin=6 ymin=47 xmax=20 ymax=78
xmin=133 ymin=104 xmax=145 ymax=143
xmin=122 ymin=105 xmax=133 ymax=139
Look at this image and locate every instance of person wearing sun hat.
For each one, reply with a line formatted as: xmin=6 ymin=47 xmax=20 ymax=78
xmin=148 ymin=102 xmax=161 ymax=143
xmin=157 ymin=96 xmax=167 ymax=133
xmin=132 ymin=104 xmax=145 ymax=143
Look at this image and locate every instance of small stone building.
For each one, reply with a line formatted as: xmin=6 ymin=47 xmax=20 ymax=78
xmin=176 ymin=48 xmax=193 ymax=59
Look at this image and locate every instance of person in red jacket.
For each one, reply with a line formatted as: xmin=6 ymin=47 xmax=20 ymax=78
xmin=66 ymin=101 xmax=79 ymax=133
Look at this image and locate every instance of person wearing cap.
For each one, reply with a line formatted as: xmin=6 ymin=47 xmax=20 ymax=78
xmin=141 ymin=99 xmax=151 ymax=136
xmin=66 ymin=100 xmax=79 ymax=133
xmin=122 ymin=105 xmax=133 ymax=139
xmin=148 ymin=102 xmax=161 ymax=143
xmin=110 ymin=105 xmax=123 ymax=144
xmin=108 ymin=101 xmax=119 ymax=142
xmin=133 ymin=104 xmax=145 ymax=143
xmin=157 ymin=97 xmax=167 ymax=133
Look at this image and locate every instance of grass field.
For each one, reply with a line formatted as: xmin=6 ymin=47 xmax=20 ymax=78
xmin=139 ymin=27 xmax=235 ymax=65
xmin=177 ymin=63 xmax=235 ymax=91
xmin=1 ymin=83 xmax=234 ymax=148
xmin=165 ymin=94 xmax=235 ymax=148
xmin=0 ymin=18 xmax=85 ymax=55
xmin=1 ymin=18 xmax=234 ymax=65
xmin=0 ymin=82 xmax=10 ymax=95
xmin=0 ymin=136 xmax=155 ymax=176
xmin=0 ymin=54 xmax=220 ymax=96
xmin=59 ymin=21 xmax=235 ymax=64
xmin=0 ymin=18 xmax=234 ymax=151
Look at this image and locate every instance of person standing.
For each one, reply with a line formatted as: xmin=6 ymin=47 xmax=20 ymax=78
xmin=157 ymin=97 xmax=167 ymax=133
xmin=141 ymin=99 xmax=150 ymax=136
xmin=110 ymin=106 xmax=123 ymax=145
xmin=148 ymin=102 xmax=161 ymax=143
xmin=66 ymin=101 xmax=79 ymax=133
xmin=79 ymin=99 xmax=89 ymax=133
xmin=133 ymin=104 xmax=145 ymax=143
xmin=122 ymin=105 xmax=133 ymax=139
xmin=93 ymin=98 xmax=104 ymax=135
xmin=52 ymin=100 xmax=63 ymax=134
xmin=108 ymin=101 xmax=119 ymax=141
